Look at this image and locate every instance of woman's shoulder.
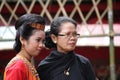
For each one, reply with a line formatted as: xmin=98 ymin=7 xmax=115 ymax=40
xmin=5 ymin=56 xmax=27 ymax=71
xmin=4 ymin=57 xmax=28 ymax=80
xmin=75 ymin=53 xmax=89 ymax=64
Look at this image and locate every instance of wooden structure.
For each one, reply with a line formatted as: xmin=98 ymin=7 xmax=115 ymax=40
xmin=0 ymin=0 xmax=120 ymax=80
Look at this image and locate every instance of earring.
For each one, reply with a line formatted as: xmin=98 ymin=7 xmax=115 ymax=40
xmin=21 ymin=42 xmax=25 ymax=50
xmin=54 ymin=41 xmax=56 ymax=43
xmin=21 ymin=42 xmax=24 ymax=47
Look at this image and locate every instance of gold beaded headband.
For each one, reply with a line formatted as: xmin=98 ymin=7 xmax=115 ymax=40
xmin=30 ymin=23 xmax=45 ymax=31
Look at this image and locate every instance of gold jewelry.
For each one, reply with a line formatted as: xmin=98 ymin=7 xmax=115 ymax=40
xmin=17 ymin=54 xmax=39 ymax=77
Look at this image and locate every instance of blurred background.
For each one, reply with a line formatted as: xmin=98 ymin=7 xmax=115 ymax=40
xmin=0 ymin=0 xmax=120 ymax=80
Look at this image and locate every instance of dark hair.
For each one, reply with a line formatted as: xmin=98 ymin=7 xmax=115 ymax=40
xmin=45 ymin=16 xmax=77 ymax=49
xmin=13 ymin=14 xmax=45 ymax=53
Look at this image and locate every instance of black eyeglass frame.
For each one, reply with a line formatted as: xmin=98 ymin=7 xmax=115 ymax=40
xmin=57 ymin=33 xmax=80 ymax=38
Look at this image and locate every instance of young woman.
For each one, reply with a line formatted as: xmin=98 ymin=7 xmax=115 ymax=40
xmin=37 ymin=16 xmax=96 ymax=80
xmin=4 ymin=14 xmax=45 ymax=80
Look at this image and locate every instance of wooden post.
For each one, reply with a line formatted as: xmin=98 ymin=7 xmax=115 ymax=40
xmin=107 ymin=0 xmax=116 ymax=80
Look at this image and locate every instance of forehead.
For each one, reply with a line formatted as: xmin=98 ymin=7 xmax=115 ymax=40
xmin=59 ymin=22 xmax=76 ymax=32
xmin=32 ymin=30 xmax=45 ymax=37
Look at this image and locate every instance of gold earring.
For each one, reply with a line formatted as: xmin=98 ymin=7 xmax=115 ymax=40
xmin=21 ymin=42 xmax=24 ymax=46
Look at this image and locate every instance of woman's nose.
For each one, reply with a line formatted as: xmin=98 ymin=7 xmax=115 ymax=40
xmin=39 ymin=42 xmax=45 ymax=48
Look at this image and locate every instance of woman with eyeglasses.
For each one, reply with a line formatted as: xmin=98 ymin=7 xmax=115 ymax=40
xmin=37 ymin=16 xmax=96 ymax=80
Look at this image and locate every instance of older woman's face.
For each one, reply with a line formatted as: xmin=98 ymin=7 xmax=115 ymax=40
xmin=56 ymin=22 xmax=78 ymax=53
xmin=24 ymin=30 xmax=45 ymax=57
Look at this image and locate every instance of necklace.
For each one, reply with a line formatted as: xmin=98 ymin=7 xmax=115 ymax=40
xmin=17 ymin=54 xmax=39 ymax=78
xmin=64 ymin=67 xmax=70 ymax=76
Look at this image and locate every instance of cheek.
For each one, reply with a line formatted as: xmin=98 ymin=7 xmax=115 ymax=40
xmin=32 ymin=41 xmax=39 ymax=47
xmin=58 ymin=39 xmax=67 ymax=46
xmin=28 ymin=41 xmax=39 ymax=48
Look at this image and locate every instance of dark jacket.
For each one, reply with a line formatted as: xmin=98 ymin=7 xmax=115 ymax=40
xmin=37 ymin=50 xmax=96 ymax=80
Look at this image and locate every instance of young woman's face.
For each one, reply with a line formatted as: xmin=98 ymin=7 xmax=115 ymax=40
xmin=56 ymin=22 xmax=78 ymax=53
xmin=24 ymin=30 xmax=45 ymax=57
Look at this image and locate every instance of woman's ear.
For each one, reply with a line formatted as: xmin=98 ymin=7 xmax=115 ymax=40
xmin=51 ymin=34 xmax=57 ymax=44
xmin=20 ymin=36 xmax=24 ymax=46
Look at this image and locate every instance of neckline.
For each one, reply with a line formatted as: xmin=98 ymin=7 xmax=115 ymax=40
xmin=52 ymin=50 xmax=74 ymax=56
xmin=17 ymin=54 xmax=39 ymax=78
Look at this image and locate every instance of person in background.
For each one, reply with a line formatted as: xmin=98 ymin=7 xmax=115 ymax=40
xmin=37 ymin=16 xmax=96 ymax=80
xmin=4 ymin=13 xmax=45 ymax=80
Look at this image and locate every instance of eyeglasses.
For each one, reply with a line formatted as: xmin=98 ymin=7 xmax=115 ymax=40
xmin=57 ymin=33 xmax=80 ymax=38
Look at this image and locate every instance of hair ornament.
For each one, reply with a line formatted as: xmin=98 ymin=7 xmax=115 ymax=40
xmin=30 ymin=23 xmax=45 ymax=31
